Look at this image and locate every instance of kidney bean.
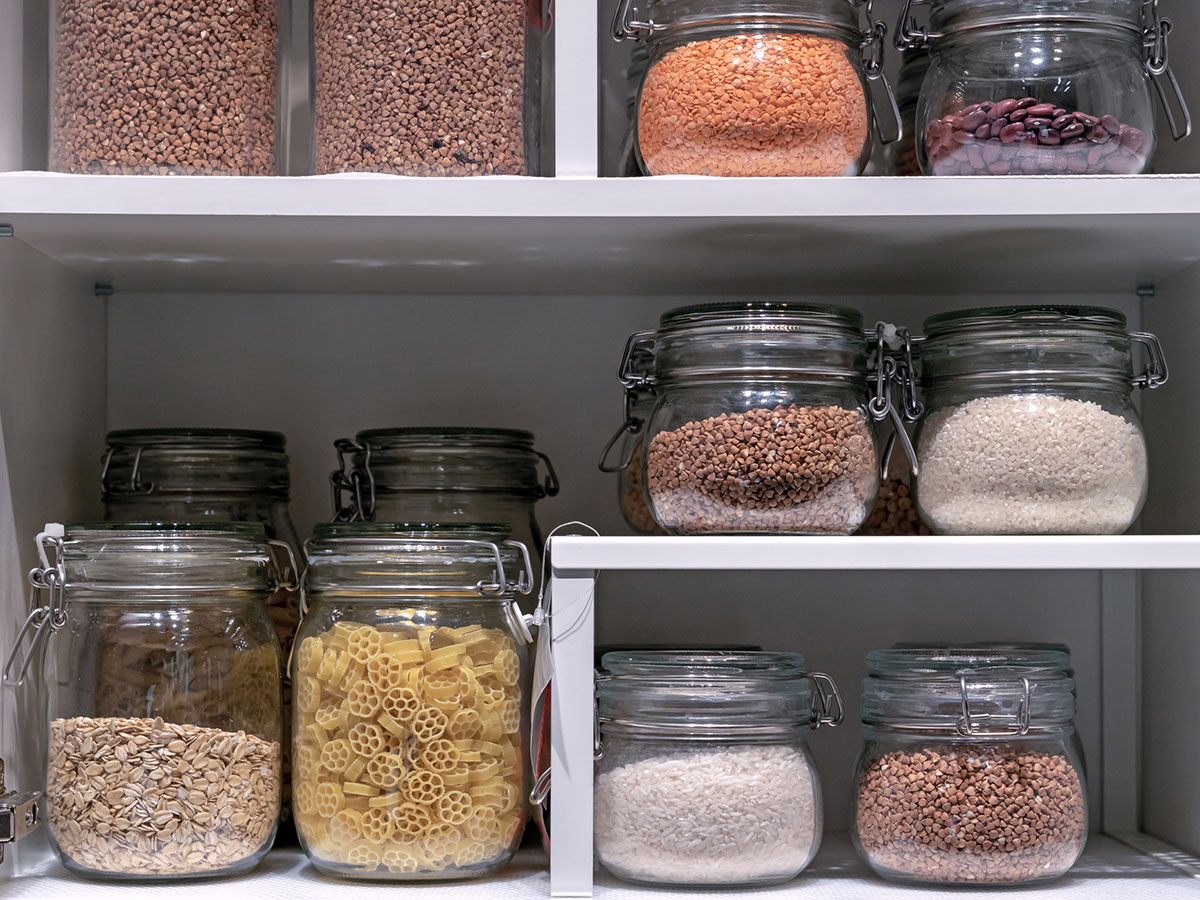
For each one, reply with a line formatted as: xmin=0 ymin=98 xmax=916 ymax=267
xmin=1101 ymin=114 xmax=1122 ymax=134
xmin=1060 ymin=123 xmax=1085 ymax=140
xmin=989 ymin=118 xmax=1008 ymax=138
xmin=1009 ymin=109 xmax=1029 ymax=122
xmin=962 ymin=110 xmax=989 ymax=132
xmin=1051 ymin=115 xmax=1074 ymax=131
xmin=993 ymin=98 xmax=1020 ymax=118
xmin=1025 ymin=117 xmax=1052 ymax=130
xmin=1027 ymin=103 xmax=1056 ymax=117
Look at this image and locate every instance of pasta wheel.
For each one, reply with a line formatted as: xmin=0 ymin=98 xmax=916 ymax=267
xmin=422 ymin=822 xmax=459 ymax=864
xmin=348 ymin=722 xmax=387 ymax=758
xmin=295 ymin=636 xmax=323 ymax=675
xmin=361 ymin=806 xmax=394 ymax=843
xmin=391 ymin=802 xmax=433 ymax=837
xmin=314 ymin=782 xmax=345 ymax=818
xmin=320 ymin=738 xmax=355 ymax=773
xmin=477 ymin=680 xmax=507 ymax=710
xmin=295 ymin=744 xmax=321 ymax=777
xmin=381 ymin=687 xmax=422 ymax=724
xmin=498 ymin=698 xmax=521 ymax=735
xmin=420 ymin=739 xmax=460 ymax=774
xmin=329 ymin=808 xmax=364 ymax=848
xmin=314 ymin=702 xmax=341 ymax=731
xmin=465 ymin=807 xmax=500 ymax=843
xmin=454 ymin=840 xmax=490 ymax=868
xmin=403 ymin=769 xmax=445 ymax=804
xmin=409 ymin=707 xmax=448 ymax=742
xmin=303 ymin=722 xmax=329 ymax=748
xmin=344 ymin=781 xmax=381 ymax=797
xmin=436 ymin=790 xmax=472 ymax=825
xmin=344 ymin=841 xmax=383 ymax=868
xmin=382 ymin=844 xmax=425 ymax=874
xmin=347 ymin=680 xmax=382 ymax=718
xmin=346 ymin=625 xmax=384 ymax=663
xmin=316 ymin=647 xmax=339 ymax=681
xmin=447 ymin=709 xmax=484 ymax=742
xmin=493 ymin=648 xmax=520 ymax=687
xmin=365 ymin=752 xmax=406 ymax=789
xmin=294 ymin=780 xmax=318 ymax=817
xmin=296 ymin=675 xmax=321 ymax=714
xmin=367 ymin=654 xmax=404 ymax=691
xmin=468 ymin=758 xmax=501 ymax=783
xmin=345 ymin=754 xmax=368 ymax=783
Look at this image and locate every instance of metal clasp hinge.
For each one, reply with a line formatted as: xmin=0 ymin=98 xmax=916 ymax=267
xmin=1143 ymin=4 xmax=1191 ymax=141
xmin=868 ymin=324 xmax=921 ymax=479
xmin=957 ymin=675 xmax=1033 ymax=737
xmin=611 ymin=0 xmax=656 ymax=41
xmin=809 ymin=672 xmax=845 ymax=728
xmin=861 ymin=0 xmax=902 ymax=145
xmin=894 ymin=0 xmax=937 ymax=50
xmin=3 ymin=528 xmax=68 ymax=688
xmin=0 ymin=760 xmax=41 ymax=865
xmin=99 ymin=444 xmax=155 ymax=496
xmin=1131 ymin=331 xmax=1169 ymax=389
xmin=330 ymin=438 xmax=374 ymax=522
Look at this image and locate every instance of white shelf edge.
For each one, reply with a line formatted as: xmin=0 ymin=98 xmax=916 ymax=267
xmin=547 ymin=535 xmax=1200 ymax=571
xmin=4 ymin=172 xmax=1200 ymax=219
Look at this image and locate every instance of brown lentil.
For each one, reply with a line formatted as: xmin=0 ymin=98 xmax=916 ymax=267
xmin=51 ymin=0 xmax=277 ymax=175
xmin=48 ymin=716 xmax=281 ymax=876
xmin=313 ymin=0 xmax=531 ymax=176
xmin=858 ymin=478 xmax=932 ymax=536
xmin=856 ymin=746 xmax=1086 ymax=884
xmin=637 ymin=33 xmax=869 ymax=177
xmin=646 ymin=404 xmax=876 ymax=533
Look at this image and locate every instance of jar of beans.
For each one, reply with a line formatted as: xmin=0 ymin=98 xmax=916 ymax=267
xmin=3 ymin=523 xmax=288 ymax=879
xmin=600 ymin=347 xmax=666 ymax=535
xmin=51 ymin=0 xmax=283 ymax=175
xmin=853 ymin=648 xmax=1088 ymax=886
xmin=292 ymin=524 xmax=532 ymax=880
xmin=311 ymin=0 xmax=548 ymax=175
xmin=612 ymin=0 xmax=899 ymax=177
xmin=595 ymin=651 xmax=842 ymax=886
xmin=913 ymin=306 xmax=1167 ymax=535
xmin=621 ymin=303 xmax=914 ymax=535
xmin=897 ymin=0 xmax=1191 ymax=176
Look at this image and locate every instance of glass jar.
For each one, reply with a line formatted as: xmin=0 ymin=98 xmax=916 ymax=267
xmin=50 ymin=0 xmax=282 ymax=174
xmin=612 ymin=0 xmax=898 ymax=176
xmin=913 ymin=306 xmax=1167 ymax=535
xmin=311 ymin=0 xmax=547 ymax=175
xmin=622 ymin=303 xmax=905 ymax=534
xmin=595 ymin=651 xmax=841 ymax=886
xmin=898 ymin=0 xmax=1190 ymax=176
xmin=3 ymin=523 xmax=287 ymax=880
xmin=330 ymin=428 xmax=557 ymax=595
xmin=852 ymin=648 xmax=1087 ymax=886
xmin=600 ymin=348 xmax=665 ymax=535
xmin=292 ymin=524 xmax=532 ymax=880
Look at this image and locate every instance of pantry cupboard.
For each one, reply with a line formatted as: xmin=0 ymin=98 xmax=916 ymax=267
xmin=3 ymin=1 xmax=1200 ymax=898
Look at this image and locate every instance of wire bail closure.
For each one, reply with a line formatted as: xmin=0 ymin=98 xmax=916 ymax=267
xmin=957 ymin=675 xmax=1033 ymax=737
xmin=868 ymin=324 xmax=922 ymax=479
xmin=100 ymin=444 xmax=155 ymax=496
xmin=3 ymin=529 xmax=67 ymax=687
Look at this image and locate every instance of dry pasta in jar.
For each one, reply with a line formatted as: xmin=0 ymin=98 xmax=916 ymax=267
xmin=293 ymin=524 xmax=531 ymax=880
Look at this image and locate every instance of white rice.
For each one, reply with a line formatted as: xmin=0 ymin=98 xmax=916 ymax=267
xmin=594 ymin=744 xmax=819 ymax=885
xmin=916 ymin=394 xmax=1147 ymax=534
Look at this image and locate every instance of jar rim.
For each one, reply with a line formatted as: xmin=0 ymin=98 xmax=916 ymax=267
xmin=601 ymin=649 xmax=808 ymax=677
xmin=660 ymin=301 xmax=864 ymax=332
xmin=311 ymin=522 xmax=513 ymax=543
xmin=106 ymin=428 xmax=287 ymax=449
xmin=638 ymin=0 xmax=861 ymax=40
xmin=866 ymin=647 xmax=1072 ymax=677
xmin=929 ymin=0 xmax=1145 ymax=37
xmin=356 ymin=427 xmax=536 ymax=449
xmin=922 ymin=305 xmax=1127 ymax=336
xmin=68 ymin=521 xmax=268 ymax=540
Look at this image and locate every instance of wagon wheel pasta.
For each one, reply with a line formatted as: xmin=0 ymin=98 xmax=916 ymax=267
xmin=293 ymin=619 xmax=525 ymax=877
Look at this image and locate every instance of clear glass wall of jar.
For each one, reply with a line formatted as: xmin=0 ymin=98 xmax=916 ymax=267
xmin=898 ymin=0 xmax=1190 ymax=176
xmin=293 ymin=524 xmax=532 ymax=881
xmin=852 ymin=648 xmax=1087 ymax=886
xmin=622 ymin=302 xmax=899 ymax=534
xmin=330 ymin=428 xmax=557 ymax=597
xmin=600 ymin=347 xmax=666 ymax=535
xmin=913 ymin=306 xmax=1168 ymax=535
xmin=613 ymin=0 xmax=898 ymax=176
xmin=310 ymin=0 xmax=547 ymax=175
xmin=50 ymin=0 xmax=282 ymax=174
xmin=3 ymin=523 xmax=286 ymax=880
xmin=595 ymin=651 xmax=841 ymax=886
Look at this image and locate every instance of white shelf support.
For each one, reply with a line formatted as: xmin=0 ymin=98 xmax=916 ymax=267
xmin=551 ymin=1 xmax=599 ymax=177
xmin=549 ymin=568 xmax=597 ymax=897
xmin=1101 ymin=570 xmax=1142 ymax=833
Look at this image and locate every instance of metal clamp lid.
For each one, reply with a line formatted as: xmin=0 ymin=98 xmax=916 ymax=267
xmin=862 ymin=0 xmax=902 ymax=144
xmin=0 ymin=760 xmax=41 ymax=865
xmin=957 ymin=674 xmax=1033 ymax=737
xmin=867 ymin=324 xmax=923 ymax=479
xmin=100 ymin=444 xmax=154 ymax=496
xmin=1144 ymin=2 xmax=1191 ymax=140
xmin=3 ymin=527 xmax=67 ymax=687
xmin=809 ymin=672 xmax=846 ymax=728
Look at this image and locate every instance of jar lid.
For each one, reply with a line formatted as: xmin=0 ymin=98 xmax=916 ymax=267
xmin=923 ymin=305 xmax=1128 ymax=336
xmin=929 ymin=0 xmax=1145 ymax=37
xmin=305 ymin=522 xmax=531 ymax=598
xmin=861 ymin=648 xmax=1076 ymax=734
xmin=356 ymin=427 xmax=536 ymax=449
xmin=59 ymin=522 xmax=275 ymax=594
xmin=661 ymin=301 xmax=865 ymax=333
xmin=597 ymin=651 xmax=836 ymax=738
xmin=632 ymin=0 xmax=860 ymax=40
xmin=102 ymin=428 xmax=290 ymax=500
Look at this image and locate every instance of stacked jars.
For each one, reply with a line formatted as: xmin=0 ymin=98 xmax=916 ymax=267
xmin=853 ymin=648 xmax=1087 ymax=886
xmin=913 ymin=306 xmax=1167 ymax=534
xmin=613 ymin=0 xmax=898 ymax=176
xmin=4 ymin=524 xmax=286 ymax=879
xmin=899 ymin=0 xmax=1190 ymax=176
xmin=292 ymin=524 xmax=532 ymax=880
xmin=594 ymin=651 xmax=842 ymax=886
xmin=616 ymin=302 xmax=900 ymax=534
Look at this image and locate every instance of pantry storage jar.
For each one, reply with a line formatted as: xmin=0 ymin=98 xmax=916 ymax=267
xmin=3 ymin=523 xmax=286 ymax=879
xmin=913 ymin=306 xmax=1167 ymax=535
xmin=897 ymin=0 xmax=1191 ymax=176
xmin=612 ymin=0 xmax=898 ymax=176
xmin=599 ymin=348 xmax=665 ymax=535
xmin=330 ymin=428 xmax=557 ymax=591
xmin=311 ymin=0 xmax=547 ymax=175
xmin=622 ymin=302 xmax=904 ymax=534
xmin=595 ymin=651 xmax=841 ymax=886
xmin=293 ymin=524 xmax=532 ymax=880
xmin=853 ymin=648 xmax=1087 ymax=886
xmin=51 ymin=0 xmax=282 ymax=174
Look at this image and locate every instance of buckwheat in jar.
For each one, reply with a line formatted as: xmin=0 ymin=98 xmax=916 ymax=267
xmin=613 ymin=0 xmax=898 ymax=176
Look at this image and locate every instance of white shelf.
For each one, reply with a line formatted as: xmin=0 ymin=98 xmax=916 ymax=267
xmin=548 ymin=535 xmax=1200 ymax=571
xmin=2 ymin=173 xmax=1200 ymax=294
xmin=6 ymin=836 xmax=1197 ymax=899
